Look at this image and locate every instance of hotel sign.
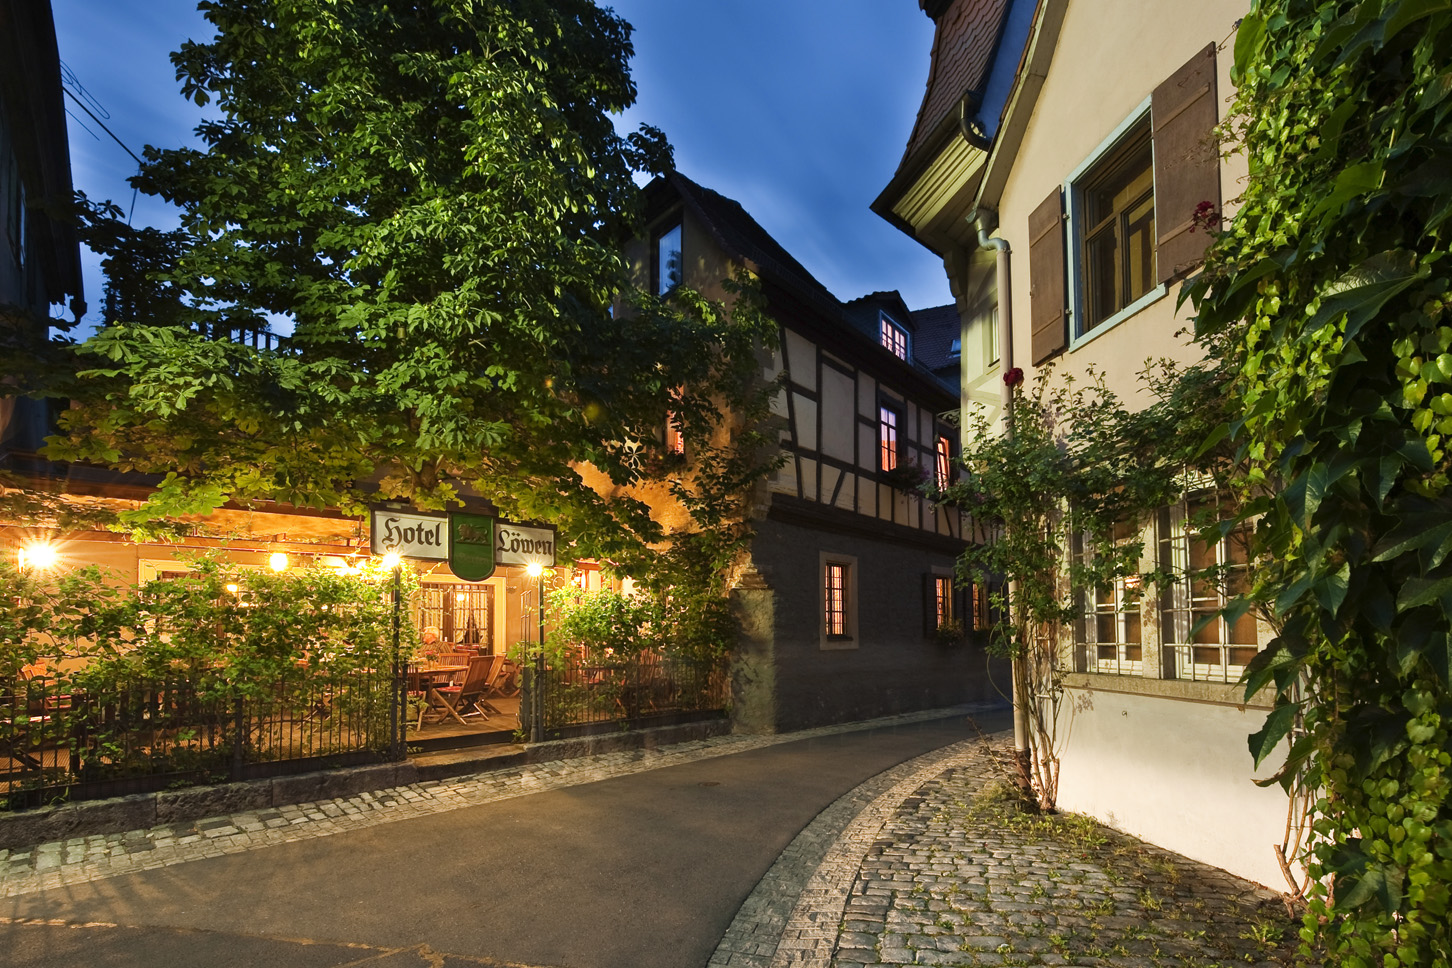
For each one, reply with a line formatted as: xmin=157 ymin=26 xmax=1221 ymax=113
xmin=494 ymin=521 xmax=556 ymax=567
xmin=448 ymin=512 xmax=495 ymax=582
xmin=369 ymin=509 xmax=555 ymax=574
xmin=369 ymin=510 xmax=448 ymax=561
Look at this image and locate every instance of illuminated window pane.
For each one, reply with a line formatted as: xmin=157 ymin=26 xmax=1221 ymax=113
xmin=879 ymin=314 xmax=908 ymax=359
xmin=878 ymin=406 xmax=899 ymax=471
xmin=934 ymin=435 xmax=952 ymax=489
xmin=825 ymin=563 xmax=848 ymax=637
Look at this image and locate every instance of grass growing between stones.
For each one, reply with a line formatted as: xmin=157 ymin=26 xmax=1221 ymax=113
xmin=840 ymin=753 xmax=1310 ymax=967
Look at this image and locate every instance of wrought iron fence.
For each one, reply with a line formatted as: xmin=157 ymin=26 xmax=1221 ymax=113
xmin=523 ymin=651 xmax=728 ymax=737
xmin=2 ymin=667 xmax=400 ymax=810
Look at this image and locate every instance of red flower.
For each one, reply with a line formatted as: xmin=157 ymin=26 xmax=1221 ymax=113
xmin=1190 ymin=200 xmax=1221 ymax=234
xmin=1003 ymin=367 xmax=1024 ymax=388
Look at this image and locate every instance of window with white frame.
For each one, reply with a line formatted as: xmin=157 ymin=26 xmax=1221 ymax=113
xmin=1071 ymin=520 xmax=1144 ymax=676
xmin=1071 ymin=112 xmax=1155 ymax=338
xmin=1026 ymin=45 xmax=1220 ymax=366
xmin=879 ymin=313 xmax=909 ymax=359
xmin=820 ymin=552 xmax=858 ymax=649
xmin=1157 ymin=498 xmax=1259 ymax=683
xmin=655 ymin=222 xmax=682 ymax=295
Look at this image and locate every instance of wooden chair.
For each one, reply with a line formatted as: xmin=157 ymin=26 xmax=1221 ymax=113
xmin=433 ymin=653 xmax=473 ymax=685
xmin=428 ymin=655 xmax=495 ymax=724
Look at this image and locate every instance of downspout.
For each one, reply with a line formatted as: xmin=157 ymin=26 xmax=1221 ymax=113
xmin=969 ymin=208 xmax=1028 ymax=763
xmin=969 ymin=210 xmax=1014 ymax=432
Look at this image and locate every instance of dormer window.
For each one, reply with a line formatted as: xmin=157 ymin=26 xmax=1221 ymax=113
xmin=655 ymin=222 xmax=682 ymax=296
xmin=879 ymin=313 xmax=909 ymax=360
xmin=948 ymin=337 xmax=961 ymax=359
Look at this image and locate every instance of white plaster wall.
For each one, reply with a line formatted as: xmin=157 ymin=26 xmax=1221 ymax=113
xmin=997 ymin=0 xmax=1249 ymax=409
xmin=1056 ymin=686 xmax=1291 ymax=888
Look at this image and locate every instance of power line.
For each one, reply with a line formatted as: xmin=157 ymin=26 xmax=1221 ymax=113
xmin=62 ymin=85 xmax=142 ymax=166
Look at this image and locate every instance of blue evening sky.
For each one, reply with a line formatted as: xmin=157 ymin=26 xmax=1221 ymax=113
xmin=52 ymin=1 xmax=951 ymax=331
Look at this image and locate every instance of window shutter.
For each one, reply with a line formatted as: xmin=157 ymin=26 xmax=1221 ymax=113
xmin=923 ymin=574 xmax=936 ymax=636
xmin=1028 ymin=187 xmax=1067 ymax=364
xmin=1152 ymin=42 xmax=1220 ymax=285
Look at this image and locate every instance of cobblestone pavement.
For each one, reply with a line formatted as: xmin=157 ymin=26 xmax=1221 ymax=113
xmin=712 ymin=741 xmax=1299 ymax=968
xmin=2 ymin=709 xmax=1301 ymax=968
xmin=0 ymin=706 xmax=983 ymax=899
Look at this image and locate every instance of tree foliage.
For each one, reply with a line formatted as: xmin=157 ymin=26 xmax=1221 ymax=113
xmin=944 ymin=364 xmax=1223 ymax=809
xmin=50 ymin=0 xmax=776 ymax=581
xmin=1190 ymin=2 xmax=1452 ymax=962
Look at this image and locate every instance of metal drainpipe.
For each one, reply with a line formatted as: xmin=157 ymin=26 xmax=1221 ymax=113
xmin=970 ymin=210 xmax=1028 ymax=761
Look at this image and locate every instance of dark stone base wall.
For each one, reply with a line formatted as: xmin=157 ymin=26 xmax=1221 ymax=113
xmin=746 ymin=517 xmax=1008 ymax=733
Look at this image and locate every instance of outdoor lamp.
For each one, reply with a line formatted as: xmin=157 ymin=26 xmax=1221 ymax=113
xmin=17 ymin=543 xmax=59 ymax=572
xmin=381 ymin=552 xmax=403 ymax=570
xmin=525 ymin=561 xmax=544 ymax=578
xmin=269 ymin=552 xmax=289 ymax=572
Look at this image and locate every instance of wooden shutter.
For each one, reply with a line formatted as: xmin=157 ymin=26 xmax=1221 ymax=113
xmin=923 ymin=574 xmax=937 ymax=636
xmin=1028 ymin=187 xmax=1067 ymax=364
xmin=1153 ymin=43 xmax=1220 ymax=285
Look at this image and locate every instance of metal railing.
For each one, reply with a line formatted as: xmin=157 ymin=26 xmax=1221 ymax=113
xmin=2 ymin=668 xmax=397 ymax=810
xmin=523 ymin=651 xmax=728 ymax=738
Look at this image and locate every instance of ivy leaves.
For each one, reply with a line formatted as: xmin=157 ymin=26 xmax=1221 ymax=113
xmin=1194 ymin=1 xmax=1452 ymax=961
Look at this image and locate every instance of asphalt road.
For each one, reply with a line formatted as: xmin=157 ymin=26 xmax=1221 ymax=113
xmin=0 ymin=709 xmax=1009 ymax=968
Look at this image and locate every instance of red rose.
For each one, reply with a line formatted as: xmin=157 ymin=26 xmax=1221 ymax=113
xmin=1003 ymin=367 xmax=1024 ymax=388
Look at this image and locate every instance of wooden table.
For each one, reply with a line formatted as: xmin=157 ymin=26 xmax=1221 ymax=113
xmin=407 ymin=664 xmax=468 ymax=727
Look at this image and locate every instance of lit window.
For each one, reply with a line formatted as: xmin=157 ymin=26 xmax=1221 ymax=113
xmin=820 ymin=553 xmax=858 ymax=649
xmin=825 ymin=562 xmax=848 ymax=637
xmin=934 ymin=434 xmax=952 ymax=490
xmin=878 ymin=405 xmax=900 ymax=471
xmin=879 ymin=313 xmax=909 ymax=359
xmin=933 ymin=575 xmax=953 ymax=628
xmin=665 ymin=411 xmax=685 ymax=455
xmin=1073 ymin=116 xmax=1155 ymax=336
xmin=1158 ymin=498 xmax=1259 ymax=682
xmin=656 ymin=222 xmax=682 ymax=296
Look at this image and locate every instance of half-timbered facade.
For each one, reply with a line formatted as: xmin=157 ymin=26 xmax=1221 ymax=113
xmin=631 ymin=172 xmax=1004 ymax=732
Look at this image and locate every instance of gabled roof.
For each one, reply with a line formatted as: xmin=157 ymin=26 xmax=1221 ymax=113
xmin=898 ymin=0 xmax=1014 ymax=173
xmin=659 ymin=171 xmax=843 ymax=321
xmin=908 ymin=303 xmax=960 ymax=374
xmin=843 ymin=290 xmax=916 ymax=337
xmin=644 ymin=173 xmax=958 ymax=402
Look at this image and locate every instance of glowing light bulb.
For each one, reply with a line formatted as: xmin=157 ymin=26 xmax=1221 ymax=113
xmin=18 ymin=543 xmax=59 ymax=571
xmin=525 ymin=562 xmax=543 ymax=578
xmin=269 ymin=552 xmax=289 ymax=572
xmin=381 ymin=552 xmax=403 ymax=570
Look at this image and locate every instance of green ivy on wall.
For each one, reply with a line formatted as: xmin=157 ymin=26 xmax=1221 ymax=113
xmin=1189 ymin=2 xmax=1452 ymax=962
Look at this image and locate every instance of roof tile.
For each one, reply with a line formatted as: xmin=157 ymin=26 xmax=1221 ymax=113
xmin=903 ymin=0 xmax=1012 ymax=161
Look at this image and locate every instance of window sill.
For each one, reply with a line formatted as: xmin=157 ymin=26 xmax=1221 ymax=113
xmin=820 ymin=637 xmax=858 ymax=651
xmin=1069 ymin=283 xmax=1167 ymax=352
xmin=1061 ymin=671 xmax=1273 ymax=709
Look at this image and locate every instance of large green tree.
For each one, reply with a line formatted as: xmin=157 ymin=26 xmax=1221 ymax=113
xmin=51 ymin=0 xmax=774 ymax=576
